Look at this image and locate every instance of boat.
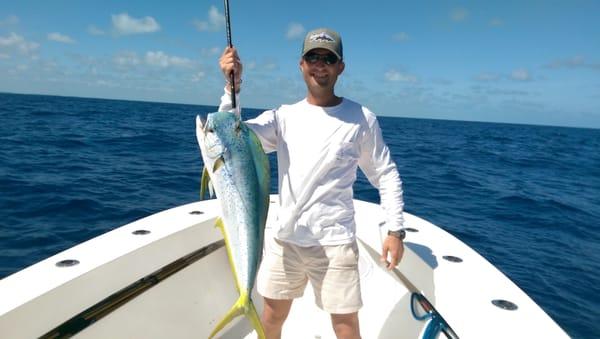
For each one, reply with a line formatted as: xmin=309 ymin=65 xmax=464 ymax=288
xmin=0 ymin=195 xmax=569 ymax=338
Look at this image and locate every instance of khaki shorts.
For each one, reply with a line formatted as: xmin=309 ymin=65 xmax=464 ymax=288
xmin=256 ymin=236 xmax=362 ymax=314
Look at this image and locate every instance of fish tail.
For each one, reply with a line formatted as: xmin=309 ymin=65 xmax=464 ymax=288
xmin=208 ymin=292 xmax=266 ymax=339
xmin=247 ymin=296 xmax=266 ymax=339
xmin=208 ymin=295 xmax=244 ymax=339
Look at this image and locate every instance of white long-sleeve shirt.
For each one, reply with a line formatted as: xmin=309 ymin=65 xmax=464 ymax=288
xmin=219 ymin=91 xmax=404 ymax=246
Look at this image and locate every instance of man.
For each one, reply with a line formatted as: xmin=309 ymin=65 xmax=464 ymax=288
xmin=218 ymin=28 xmax=405 ymax=339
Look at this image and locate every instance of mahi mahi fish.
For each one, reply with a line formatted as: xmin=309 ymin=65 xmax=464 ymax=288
xmin=195 ymin=111 xmax=269 ymax=339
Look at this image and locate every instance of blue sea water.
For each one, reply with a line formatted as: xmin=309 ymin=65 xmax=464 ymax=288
xmin=1 ymin=92 xmax=599 ymax=338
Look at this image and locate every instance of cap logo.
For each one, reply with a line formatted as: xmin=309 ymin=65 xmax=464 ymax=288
xmin=309 ymin=32 xmax=335 ymax=43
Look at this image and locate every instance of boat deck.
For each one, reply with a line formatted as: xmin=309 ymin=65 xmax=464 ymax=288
xmin=0 ymin=196 xmax=568 ymax=338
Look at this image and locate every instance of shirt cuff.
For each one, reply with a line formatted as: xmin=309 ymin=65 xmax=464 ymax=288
xmin=219 ymin=88 xmax=241 ymax=117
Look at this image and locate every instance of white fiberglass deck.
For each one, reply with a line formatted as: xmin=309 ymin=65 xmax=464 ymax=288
xmin=0 ymin=196 xmax=568 ymax=338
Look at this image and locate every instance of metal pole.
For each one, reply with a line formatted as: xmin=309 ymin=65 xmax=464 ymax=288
xmin=223 ymin=0 xmax=236 ymax=108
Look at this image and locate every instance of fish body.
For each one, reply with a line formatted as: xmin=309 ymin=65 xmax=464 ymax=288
xmin=195 ymin=111 xmax=269 ymax=339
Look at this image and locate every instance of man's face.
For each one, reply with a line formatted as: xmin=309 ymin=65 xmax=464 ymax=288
xmin=300 ymin=48 xmax=345 ymax=90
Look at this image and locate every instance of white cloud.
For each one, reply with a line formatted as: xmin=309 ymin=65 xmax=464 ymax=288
xmin=286 ymin=23 xmax=305 ymax=40
xmin=546 ymin=56 xmax=600 ymax=70
xmin=245 ymin=59 xmax=278 ymax=72
xmin=88 ymin=25 xmax=105 ymax=36
xmin=392 ymin=32 xmax=410 ymax=42
xmin=474 ymin=69 xmax=539 ymax=82
xmin=112 ymin=13 xmax=160 ymax=35
xmin=264 ymin=62 xmax=277 ymax=71
xmin=201 ymin=46 xmax=221 ymax=57
xmin=384 ymin=69 xmax=418 ymax=83
xmin=145 ymin=51 xmax=193 ymax=68
xmin=450 ymin=8 xmax=469 ymax=22
xmin=475 ymin=72 xmax=501 ymax=82
xmin=193 ymin=6 xmax=225 ymax=32
xmin=0 ymin=33 xmax=18 ymax=46
xmin=113 ymin=51 xmax=141 ymax=66
xmin=48 ymin=32 xmax=76 ymax=44
xmin=0 ymin=15 xmax=19 ymax=26
xmin=191 ymin=71 xmax=206 ymax=82
xmin=96 ymin=79 xmax=117 ymax=87
xmin=0 ymin=32 xmax=39 ymax=55
xmin=112 ymin=51 xmax=195 ymax=72
xmin=511 ymin=68 xmax=531 ymax=81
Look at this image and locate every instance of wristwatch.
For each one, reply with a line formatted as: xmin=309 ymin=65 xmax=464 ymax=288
xmin=387 ymin=229 xmax=406 ymax=240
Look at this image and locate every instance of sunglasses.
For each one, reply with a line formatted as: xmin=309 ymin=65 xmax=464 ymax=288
xmin=303 ymin=52 xmax=339 ymax=65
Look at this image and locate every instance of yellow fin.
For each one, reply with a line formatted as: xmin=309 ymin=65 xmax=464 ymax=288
xmin=248 ymin=298 xmax=266 ymax=339
xmin=208 ymin=292 xmax=266 ymax=339
xmin=213 ymin=156 xmax=224 ymax=172
xmin=215 ymin=217 xmax=241 ymax=292
xmin=200 ymin=166 xmax=210 ymax=200
xmin=215 ymin=217 xmax=224 ymax=231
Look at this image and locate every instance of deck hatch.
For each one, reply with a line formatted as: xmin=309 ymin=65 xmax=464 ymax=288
xmin=492 ymin=299 xmax=518 ymax=310
xmin=56 ymin=259 xmax=80 ymax=267
xmin=442 ymin=255 xmax=463 ymax=263
xmin=40 ymin=239 xmax=225 ymax=338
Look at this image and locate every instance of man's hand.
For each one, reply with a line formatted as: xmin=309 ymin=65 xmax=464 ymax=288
xmin=380 ymin=235 xmax=404 ymax=270
xmin=219 ymin=47 xmax=243 ymax=91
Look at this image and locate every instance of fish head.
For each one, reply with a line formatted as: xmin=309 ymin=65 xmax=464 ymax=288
xmin=196 ymin=111 xmax=243 ymax=174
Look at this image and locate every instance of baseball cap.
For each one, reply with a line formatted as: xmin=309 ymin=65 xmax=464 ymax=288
xmin=301 ymin=28 xmax=343 ymax=60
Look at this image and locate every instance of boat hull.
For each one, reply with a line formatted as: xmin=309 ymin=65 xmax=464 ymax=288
xmin=0 ymin=196 xmax=569 ymax=338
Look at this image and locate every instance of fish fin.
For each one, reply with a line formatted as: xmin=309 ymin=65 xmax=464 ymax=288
xmin=215 ymin=217 xmax=242 ymax=292
xmin=208 ymin=292 xmax=266 ymax=339
xmin=208 ymin=294 xmax=245 ymax=339
xmin=215 ymin=217 xmax=224 ymax=231
xmin=213 ymin=156 xmax=225 ymax=172
xmin=248 ymin=297 xmax=266 ymax=339
xmin=200 ymin=166 xmax=210 ymax=200
xmin=208 ymin=180 xmax=215 ymax=198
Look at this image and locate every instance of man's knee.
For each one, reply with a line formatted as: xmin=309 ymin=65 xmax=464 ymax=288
xmin=331 ymin=312 xmax=360 ymax=339
xmin=262 ymin=297 xmax=293 ymax=326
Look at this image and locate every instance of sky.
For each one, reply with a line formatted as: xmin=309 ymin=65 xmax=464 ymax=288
xmin=1 ymin=0 xmax=599 ymax=128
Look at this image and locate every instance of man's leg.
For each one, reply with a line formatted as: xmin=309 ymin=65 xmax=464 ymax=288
xmin=262 ymin=297 xmax=293 ymax=339
xmin=312 ymin=242 xmax=361 ymax=338
xmin=331 ymin=312 xmax=360 ymax=339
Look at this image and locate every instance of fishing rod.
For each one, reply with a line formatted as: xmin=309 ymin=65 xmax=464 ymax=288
xmin=357 ymin=238 xmax=459 ymax=339
xmin=223 ymin=0 xmax=236 ymax=108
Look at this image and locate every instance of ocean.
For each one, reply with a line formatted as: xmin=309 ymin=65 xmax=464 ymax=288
xmin=1 ymin=92 xmax=598 ymax=338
